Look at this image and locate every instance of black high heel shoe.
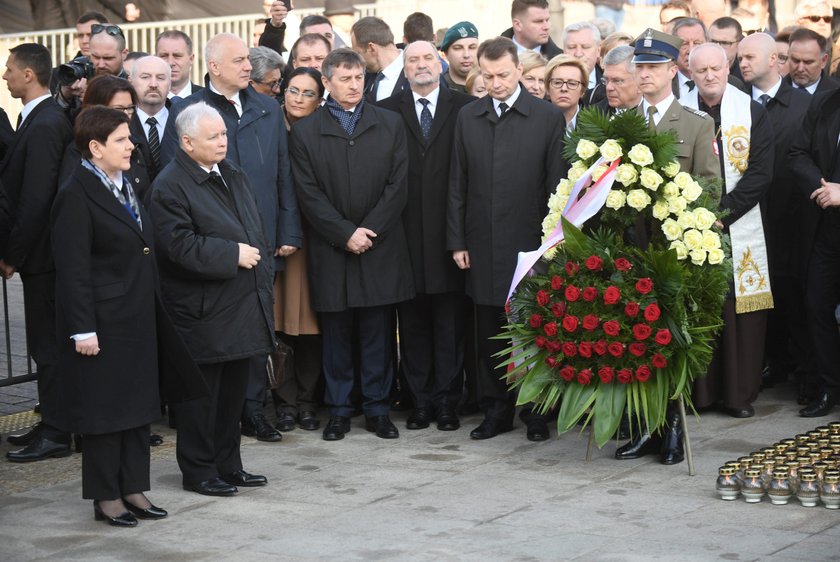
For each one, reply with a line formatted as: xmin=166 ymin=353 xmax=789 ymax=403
xmin=93 ymin=500 xmax=138 ymax=527
xmin=123 ymin=498 xmax=167 ymax=519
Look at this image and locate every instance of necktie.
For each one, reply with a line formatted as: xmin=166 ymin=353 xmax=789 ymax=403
xmin=686 ymin=80 xmax=695 ymax=92
xmin=15 ymin=113 xmax=22 ymax=130
xmin=498 ymin=102 xmax=509 ymax=118
xmin=647 ymin=106 xmax=658 ymax=131
xmin=170 ymin=95 xmax=182 ymax=104
xmin=145 ymin=116 xmax=160 ymax=172
xmin=418 ymin=98 xmax=432 ymax=140
xmin=366 ymin=72 xmax=384 ymax=99
xmin=759 ymin=94 xmax=771 ymax=107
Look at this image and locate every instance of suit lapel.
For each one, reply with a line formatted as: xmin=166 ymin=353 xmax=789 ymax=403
xmin=399 ymin=90 xmax=425 ymax=146
xmin=426 ymin=87 xmax=453 ymax=146
xmin=80 ymin=168 xmax=147 ymax=242
xmin=0 ymin=98 xmax=52 ymax=173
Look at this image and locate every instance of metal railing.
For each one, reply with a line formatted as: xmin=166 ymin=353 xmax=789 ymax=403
xmin=1 ymin=277 xmax=35 ymax=388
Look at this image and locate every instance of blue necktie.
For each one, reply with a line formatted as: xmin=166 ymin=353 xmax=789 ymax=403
xmin=418 ymin=98 xmax=432 ymax=140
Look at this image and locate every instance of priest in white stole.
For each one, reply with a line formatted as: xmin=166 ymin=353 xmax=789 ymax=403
xmin=682 ymin=43 xmax=775 ymax=418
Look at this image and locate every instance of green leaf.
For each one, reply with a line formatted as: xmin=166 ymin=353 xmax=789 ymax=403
xmin=560 ymin=216 xmax=595 ymax=258
xmin=593 ymin=383 xmax=627 ymax=447
xmin=556 ymin=383 xmax=597 ymax=432
xmin=515 ymin=359 xmax=554 ymax=405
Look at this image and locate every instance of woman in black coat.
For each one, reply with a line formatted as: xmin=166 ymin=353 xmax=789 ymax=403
xmin=51 ymin=107 xmax=166 ymax=527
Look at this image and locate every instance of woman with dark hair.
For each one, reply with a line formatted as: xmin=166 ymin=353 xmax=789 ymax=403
xmin=272 ymin=66 xmax=325 ymax=432
xmin=51 ymin=106 xmax=167 ymax=526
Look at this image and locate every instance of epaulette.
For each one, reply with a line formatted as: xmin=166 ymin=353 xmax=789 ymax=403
xmin=682 ymin=106 xmax=709 ymax=118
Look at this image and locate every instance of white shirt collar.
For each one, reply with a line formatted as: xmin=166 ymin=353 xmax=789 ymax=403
xmin=19 ymin=93 xmax=51 ymax=125
xmin=381 ymin=52 xmax=404 ymax=83
xmin=199 ymin=163 xmax=223 ymax=175
xmin=566 ymin=108 xmax=580 ymax=133
xmin=169 ymin=81 xmax=193 ymax=98
xmin=209 ymin=81 xmax=242 ymax=116
xmin=135 ymin=105 xmax=168 ymax=126
xmin=493 ymin=84 xmax=522 ymax=116
xmin=511 ymin=35 xmax=540 ymax=54
xmin=806 ymin=77 xmax=820 ymax=94
xmin=412 ymin=86 xmax=440 ymax=108
xmin=752 ymin=77 xmax=782 ymax=101
xmin=588 ymin=67 xmax=598 ymax=90
xmin=641 ymin=93 xmax=675 ymax=126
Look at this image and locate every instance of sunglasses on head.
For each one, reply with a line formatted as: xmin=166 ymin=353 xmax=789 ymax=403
xmin=803 ymin=15 xmax=833 ymax=23
xmin=91 ymin=24 xmax=124 ymax=38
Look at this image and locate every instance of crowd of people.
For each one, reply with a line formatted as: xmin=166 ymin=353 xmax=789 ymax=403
xmin=0 ymin=0 xmax=839 ymax=526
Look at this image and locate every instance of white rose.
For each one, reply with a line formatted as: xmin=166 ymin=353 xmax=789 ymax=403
xmin=576 ymin=139 xmax=599 ymax=160
xmin=707 ymin=248 xmax=725 ymax=265
xmin=615 ymin=164 xmax=639 ymax=187
xmin=693 ymin=207 xmax=717 ymax=230
xmin=661 ymin=218 xmax=683 ymax=241
xmin=682 ymin=228 xmax=703 ymax=250
xmin=626 ymin=189 xmax=652 ymax=211
xmin=556 ymin=178 xmax=573 ymax=196
xmin=605 ymin=189 xmax=626 ymax=210
xmin=673 ymin=172 xmax=693 ymax=189
xmin=702 ymin=229 xmax=721 ymax=250
xmin=669 ymin=240 xmax=688 ymax=260
xmin=651 ymin=200 xmax=670 ymax=220
xmin=592 ymin=165 xmax=608 ymax=181
xmin=662 ymin=182 xmax=679 ymax=198
xmin=600 ymin=139 xmax=623 ymax=162
xmin=682 ymin=180 xmax=703 ymax=203
xmin=547 ymin=191 xmax=564 ymax=212
xmin=667 ymin=195 xmax=687 ymax=215
xmin=690 ymin=249 xmax=707 ymax=266
xmin=567 ymin=167 xmax=584 ymax=183
xmin=628 ymin=144 xmax=654 ymax=167
xmin=542 ymin=210 xmax=561 ymax=237
xmin=639 ymin=168 xmax=665 ymax=191
xmin=662 ymin=161 xmax=681 ymax=178
xmin=676 ymin=211 xmax=695 ymax=230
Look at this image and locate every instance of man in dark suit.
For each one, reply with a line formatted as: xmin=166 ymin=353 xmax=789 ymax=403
xmin=350 ymin=16 xmax=408 ymax=102
xmin=709 ymin=17 xmax=746 ymax=83
xmin=379 ymin=41 xmax=474 ymax=432
xmin=447 ymin=37 xmax=568 ymax=440
xmin=155 ymin=30 xmax=203 ymax=102
xmin=500 ymin=0 xmax=563 ymax=59
xmin=739 ymin=33 xmax=817 ymax=399
xmin=563 ymin=21 xmax=605 ymax=107
xmin=0 ymin=108 xmax=13 ymax=161
xmin=594 ymin=45 xmax=643 ymax=116
xmin=129 ymin=56 xmax=170 ymax=185
xmin=0 ymin=43 xmax=74 ymax=462
xmin=671 ymin=18 xmax=748 ymax=99
xmin=161 ymin=33 xmax=301 ymax=443
xmin=789 ymin=86 xmax=840 ymax=418
xmin=785 ymin=27 xmax=840 ymax=95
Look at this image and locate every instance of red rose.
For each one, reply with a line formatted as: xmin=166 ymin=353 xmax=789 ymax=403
xmin=562 ymin=315 xmax=579 ymax=332
xmin=635 ymin=278 xmax=653 ymax=294
xmin=617 ymin=368 xmax=634 ymax=384
xmin=582 ymin=286 xmax=598 ymax=302
xmin=607 ymin=342 xmax=625 ymax=357
xmin=545 ymin=356 xmax=557 ymax=368
xmin=561 ymin=342 xmax=578 ymax=357
xmin=652 ymin=353 xmax=668 ymax=369
xmin=546 ymin=340 xmax=562 ymax=353
xmin=625 ymin=302 xmax=640 ymax=318
xmin=536 ymin=290 xmax=550 ymax=306
xmin=633 ymin=323 xmax=652 ymax=341
xmin=585 ymin=255 xmax=603 ymax=271
xmin=628 ymin=342 xmax=646 ymax=357
xmin=535 ymin=336 xmax=547 ymax=348
xmin=578 ymin=341 xmax=593 ymax=358
xmin=593 ymin=339 xmax=608 ymax=355
xmin=529 ymin=314 xmax=543 ymax=328
xmin=654 ymin=328 xmax=672 ymax=346
xmin=603 ymin=286 xmax=621 ymax=305
xmin=577 ymin=368 xmax=593 ymax=385
xmin=559 ymin=365 xmax=576 ymax=382
xmin=551 ymin=302 xmax=566 ymax=318
xmin=551 ymin=275 xmax=564 ymax=291
xmin=603 ymin=320 xmax=620 ymax=337
xmin=565 ymin=285 xmax=580 ymax=302
xmin=598 ymin=366 xmax=615 ymax=384
xmin=644 ymin=302 xmax=661 ymax=322
xmin=582 ymin=314 xmax=600 ymax=331
xmin=635 ymin=364 xmax=652 ymax=382
xmin=565 ymin=261 xmax=580 ymax=276
xmin=543 ymin=322 xmax=558 ymax=336
xmin=614 ymin=257 xmax=632 ymax=272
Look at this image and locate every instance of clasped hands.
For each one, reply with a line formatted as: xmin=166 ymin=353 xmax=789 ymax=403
xmin=346 ymin=228 xmax=376 ymax=254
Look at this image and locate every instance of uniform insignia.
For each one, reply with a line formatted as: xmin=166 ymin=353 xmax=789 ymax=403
xmin=643 ymin=28 xmax=653 ymax=48
xmin=724 ymin=125 xmax=749 ymax=174
xmin=458 ymin=26 xmax=468 ymax=38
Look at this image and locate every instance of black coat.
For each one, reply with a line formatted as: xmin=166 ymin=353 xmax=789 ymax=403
xmin=50 ymin=164 xmax=203 ymax=434
xmin=378 ymin=87 xmax=474 ymax=295
xmin=782 ymin=72 xmax=840 ymax=95
xmin=289 ymin=101 xmax=415 ymax=312
xmin=129 ymin=111 xmax=164 ymax=186
xmin=0 ymin=108 xmax=13 ymax=162
xmin=150 ymin=150 xmax=276 ymax=364
xmin=447 ymin=90 xmax=569 ymax=306
xmin=581 ymin=65 xmax=606 ymax=108
xmin=500 ymin=28 xmax=563 ymax=59
xmin=0 ymin=97 xmax=72 ymax=274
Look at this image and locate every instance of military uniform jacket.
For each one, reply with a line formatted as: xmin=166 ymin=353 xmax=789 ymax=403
xmin=644 ymin=99 xmax=720 ymax=179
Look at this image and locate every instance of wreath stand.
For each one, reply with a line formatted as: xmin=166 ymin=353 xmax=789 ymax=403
xmin=585 ymin=395 xmax=696 ymax=476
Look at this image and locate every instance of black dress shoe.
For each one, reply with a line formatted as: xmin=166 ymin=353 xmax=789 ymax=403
xmin=7 ymin=422 xmax=42 ymax=446
xmin=298 ymin=411 xmax=320 ymax=431
xmin=6 ymin=435 xmax=72 ymax=463
xmin=436 ymin=408 xmax=460 ymax=431
xmin=365 ymin=415 xmax=399 ymax=439
xmin=149 ymin=434 xmax=164 ymax=447
xmin=221 ymin=469 xmax=267 ymax=487
xmin=615 ymin=431 xmax=661 ymax=460
xmin=323 ymin=416 xmax=351 ymax=441
xmin=723 ymin=405 xmax=755 ymax=418
xmin=660 ymin=411 xmax=685 ymax=465
xmin=123 ymin=499 xmax=167 ymax=519
xmin=406 ymin=407 xmax=434 ymax=430
xmin=469 ymin=418 xmax=514 ymax=440
xmin=183 ymin=478 xmax=238 ymax=496
xmin=241 ymin=413 xmax=283 ymax=442
xmin=93 ymin=501 xmax=138 ymax=527
xmin=33 ymin=402 xmax=41 ymax=414
xmin=275 ymin=411 xmax=297 ymax=432
xmin=526 ymin=419 xmax=550 ymax=441
xmin=800 ymin=391 xmax=837 ymax=417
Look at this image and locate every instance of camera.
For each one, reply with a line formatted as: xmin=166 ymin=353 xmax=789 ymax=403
xmin=58 ymin=56 xmax=95 ymax=86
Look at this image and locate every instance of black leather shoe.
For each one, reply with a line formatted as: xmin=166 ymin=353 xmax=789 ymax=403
xmin=7 ymin=422 xmax=42 ymax=446
xmin=660 ymin=411 xmax=685 ymax=465
xmin=93 ymin=501 xmax=138 ymax=527
xmin=6 ymin=435 xmax=72 ymax=463
xmin=298 ymin=411 xmax=320 ymax=431
xmin=724 ymin=405 xmax=755 ymax=418
xmin=123 ymin=499 xmax=167 ymax=519
xmin=183 ymin=478 xmax=238 ymax=496
xmin=275 ymin=411 xmax=297 ymax=432
xmin=469 ymin=418 xmax=514 ymax=440
xmin=323 ymin=416 xmax=351 ymax=441
xmin=241 ymin=413 xmax=282 ymax=442
xmin=800 ymin=391 xmax=837 ymax=417
xmin=526 ymin=419 xmax=550 ymax=441
xmin=436 ymin=408 xmax=460 ymax=431
xmin=149 ymin=434 xmax=164 ymax=447
xmin=365 ymin=415 xmax=399 ymax=439
xmin=615 ymin=432 xmax=661 ymax=460
xmin=221 ymin=469 xmax=267 ymax=487
xmin=406 ymin=407 xmax=434 ymax=430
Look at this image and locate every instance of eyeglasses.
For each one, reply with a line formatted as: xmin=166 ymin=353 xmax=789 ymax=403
xmin=600 ymin=77 xmax=627 ymax=87
xmin=711 ymin=39 xmax=739 ymax=48
xmin=286 ymin=86 xmax=319 ymax=99
xmin=254 ymin=78 xmax=283 ymax=91
xmin=802 ymin=15 xmax=833 ymax=24
xmin=111 ymin=105 xmax=135 ymax=114
xmin=548 ymin=78 xmax=582 ymax=90
xmin=776 ymin=54 xmax=789 ymax=63
xmin=91 ymin=24 xmax=125 ymax=38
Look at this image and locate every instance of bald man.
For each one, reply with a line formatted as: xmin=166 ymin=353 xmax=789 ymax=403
xmin=129 ymin=56 xmax=170 ymax=184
